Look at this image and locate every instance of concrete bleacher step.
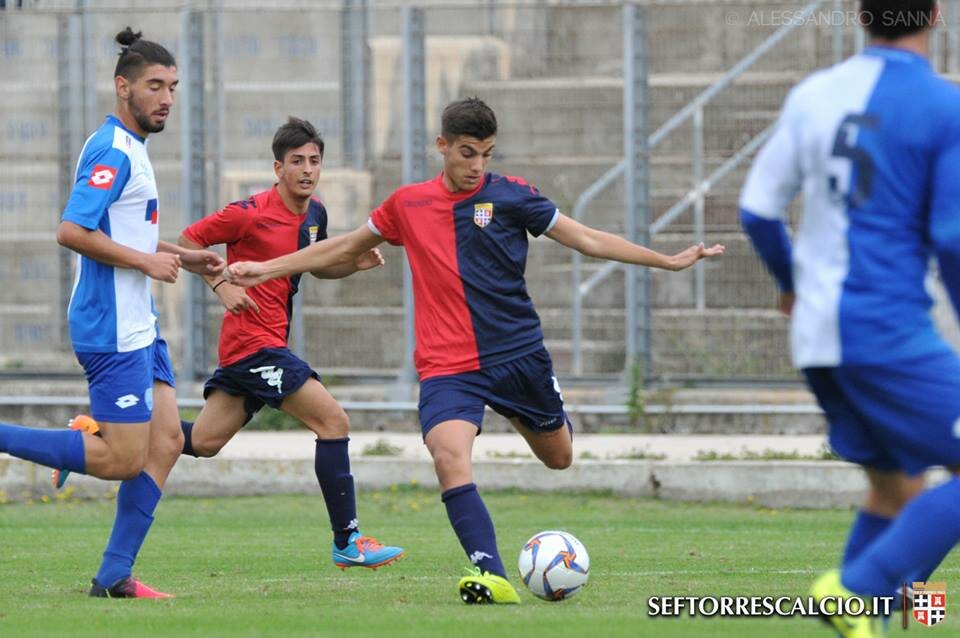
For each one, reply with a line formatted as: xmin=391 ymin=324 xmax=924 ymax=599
xmin=1 ymin=70 xmax=788 ymax=174
xmin=1 ymin=3 xmax=826 ymax=383
xmin=462 ymin=72 xmax=793 ymax=160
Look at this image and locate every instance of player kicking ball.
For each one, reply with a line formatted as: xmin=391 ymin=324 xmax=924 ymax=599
xmin=226 ymin=98 xmax=723 ymax=603
xmin=175 ymin=117 xmax=404 ymax=570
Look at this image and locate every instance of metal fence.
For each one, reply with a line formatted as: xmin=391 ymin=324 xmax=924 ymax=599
xmin=2 ymin=0 xmax=959 ymax=387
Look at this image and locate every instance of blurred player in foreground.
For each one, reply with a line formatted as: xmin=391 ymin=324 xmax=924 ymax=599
xmin=176 ymin=117 xmax=403 ymax=570
xmin=740 ymin=1 xmax=960 ymax=635
xmin=0 ymin=28 xmax=223 ymax=597
xmin=226 ymin=97 xmax=723 ymax=603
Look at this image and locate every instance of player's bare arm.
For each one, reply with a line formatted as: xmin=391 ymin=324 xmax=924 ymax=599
xmin=159 ymin=240 xmax=225 ymax=276
xmin=178 ymin=234 xmax=259 ymax=315
xmin=544 ymin=213 xmax=725 ymax=271
xmin=310 ymin=247 xmax=385 ymax=280
xmin=57 ymin=219 xmax=181 ymax=283
xmin=227 ymin=224 xmax=383 ymax=287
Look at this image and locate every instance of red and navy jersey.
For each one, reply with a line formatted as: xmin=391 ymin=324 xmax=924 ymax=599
xmin=182 ymin=185 xmax=327 ymax=366
xmin=368 ymin=172 xmax=559 ymax=380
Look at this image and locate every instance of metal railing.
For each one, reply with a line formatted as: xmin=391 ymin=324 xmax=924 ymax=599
xmin=570 ymin=0 xmax=828 ymax=376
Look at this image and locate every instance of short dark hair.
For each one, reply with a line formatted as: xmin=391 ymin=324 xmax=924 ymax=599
xmin=272 ymin=117 xmax=325 ymax=162
xmin=860 ymin=0 xmax=936 ymax=39
xmin=114 ymin=27 xmax=176 ymax=80
xmin=441 ymin=97 xmax=497 ymax=141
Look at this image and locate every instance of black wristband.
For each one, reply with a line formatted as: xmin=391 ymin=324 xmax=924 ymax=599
xmin=212 ymin=279 xmax=227 ymax=292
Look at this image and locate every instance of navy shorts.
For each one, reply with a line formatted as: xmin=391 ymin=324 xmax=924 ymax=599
xmin=418 ymin=347 xmax=569 ymax=437
xmin=76 ymin=336 xmax=176 ymax=423
xmin=204 ymin=347 xmax=319 ymax=423
xmin=804 ymin=350 xmax=960 ymax=475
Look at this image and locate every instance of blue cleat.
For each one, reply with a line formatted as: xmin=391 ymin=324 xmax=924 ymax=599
xmin=332 ymin=531 xmax=404 ymax=570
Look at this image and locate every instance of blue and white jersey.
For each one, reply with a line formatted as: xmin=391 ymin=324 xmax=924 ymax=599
xmin=62 ymin=115 xmax=160 ymax=353
xmin=740 ymin=46 xmax=960 ymax=368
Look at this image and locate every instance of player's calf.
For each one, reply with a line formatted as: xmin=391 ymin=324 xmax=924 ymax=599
xmin=520 ymin=423 xmax=573 ymax=470
xmin=182 ymin=420 xmax=232 ymax=458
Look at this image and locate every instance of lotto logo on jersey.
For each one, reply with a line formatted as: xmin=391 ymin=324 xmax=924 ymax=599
xmin=88 ymin=164 xmax=118 ymax=190
xmin=474 ymin=203 xmax=494 ymax=228
xmin=913 ymin=581 xmax=947 ymax=626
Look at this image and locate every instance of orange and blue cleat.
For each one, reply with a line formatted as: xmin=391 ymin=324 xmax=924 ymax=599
xmin=52 ymin=415 xmax=100 ymax=489
xmin=332 ymin=532 xmax=405 ymax=570
xmin=89 ymin=576 xmax=174 ymax=599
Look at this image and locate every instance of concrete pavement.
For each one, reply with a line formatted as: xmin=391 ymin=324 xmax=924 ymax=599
xmin=4 ymin=431 xmax=937 ymax=509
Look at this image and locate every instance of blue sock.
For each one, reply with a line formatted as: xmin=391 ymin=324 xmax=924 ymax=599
xmin=180 ymin=420 xmax=196 ymax=457
xmin=842 ymin=510 xmax=892 ymax=566
xmin=442 ymin=483 xmax=506 ymax=578
xmin=94 ymin=471 xmax=162 ymax=588
xmin=314 ymin=438 xmax=358 ymax=549
xmin=0 ymin=423 xmax=85 ymax=472
xmin=843 ymin=478 xmax=960 ymax=597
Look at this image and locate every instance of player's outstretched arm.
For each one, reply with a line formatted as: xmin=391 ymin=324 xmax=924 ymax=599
xmin=310 ymin=248 xmax=385 ymax=280
xmin=57 ymin=220 xmax=181 ymax=283
xmin=544 ymin=213 xmax=724 ymax=271
xmin=159 ymin=240 xmax=225 ymax=276
xmin=178 ymin=235 xmax=260 ymax=315
xmin=227 ymin=224 xmax=383 ymax=287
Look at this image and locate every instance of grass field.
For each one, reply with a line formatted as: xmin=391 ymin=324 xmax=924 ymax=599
xmin=1 ymin=487 xmax=957 ymax=637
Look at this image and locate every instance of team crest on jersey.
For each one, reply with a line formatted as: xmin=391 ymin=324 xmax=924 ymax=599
xmin=474 ymin=203 xmax=493 ymax=228
xmin=309 ymin=225 xmax=319 ymax=243
xmin=913 ymin=581 xmax=947 ymax=626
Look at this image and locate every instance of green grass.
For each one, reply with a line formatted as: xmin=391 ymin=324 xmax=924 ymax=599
xmin=0 ymin=489 xmax=956 ymax=637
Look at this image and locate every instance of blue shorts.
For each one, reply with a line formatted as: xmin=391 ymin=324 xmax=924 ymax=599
xmin=418 ymin=347 xmax=569 ymax=437
xmin=204 ymin=347 xmax=319 ymax=423
xmin=804 ymin=351 xmax=960 ymax=475
xmin=76 ymin=336 xmax=176 ymax=424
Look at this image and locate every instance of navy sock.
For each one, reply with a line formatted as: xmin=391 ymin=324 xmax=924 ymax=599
xmin=442 ymin=483 xmax=506 ymax=578
xmin=180 ymin=420 xmax=196 ymax=457
xmin=95 ymin=471 xmax=162 ymax=588
xmin=842 ymin=510 xmax=892 ymax=567
xmin=844 ymin=478 xmax=960 ymax=597
xmin=0 ymin=422 xmax=85 ymax=472
xmin=314 ymin=438 xmax=358 ymax=549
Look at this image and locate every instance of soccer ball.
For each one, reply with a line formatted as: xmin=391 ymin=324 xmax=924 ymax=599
xmin=517 ymin=530 xmax=590 ymax=601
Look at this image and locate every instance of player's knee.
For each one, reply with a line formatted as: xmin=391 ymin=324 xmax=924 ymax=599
xmin=866 ymin=486 xmax=916 ymax=516
xmin=325 ymin=408 xmax=350 ymax=437
xmin=304 ymin=407 xmax=350 ymax=439
xmin=430 ymin=445 xmax=470 ymax=476
xmin=112 ymin=455 xmax=147 ymax=480
xmin=161 ymin=430 xmax=185 ymax=463
xmin=543 ymin=449 xmax=573 ymax=470
xmin=191 ymin=436 xmax=225 ymax=458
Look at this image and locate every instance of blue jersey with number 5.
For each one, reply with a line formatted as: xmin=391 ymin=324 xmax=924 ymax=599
xmin=739 ymin=46 xmax=960 ymax=368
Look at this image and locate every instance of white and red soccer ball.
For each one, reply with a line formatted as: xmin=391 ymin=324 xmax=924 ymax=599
xmin=518 ymin=530 xmax=590 ymax=601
